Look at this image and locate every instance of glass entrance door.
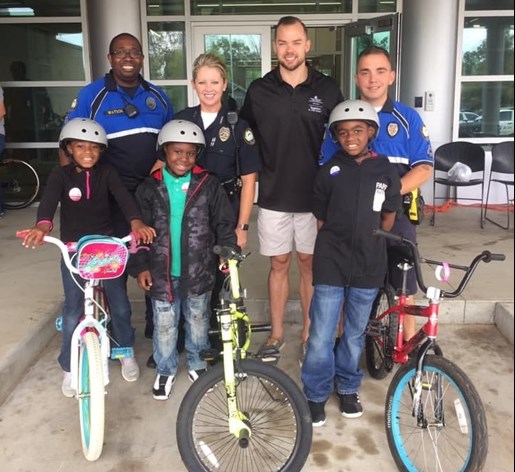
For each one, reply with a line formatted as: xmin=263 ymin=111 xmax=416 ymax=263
xmin=192 ymin=26 xmax=271 ymax=108
xmin=342 ymin=14 xmax=400 ymax=100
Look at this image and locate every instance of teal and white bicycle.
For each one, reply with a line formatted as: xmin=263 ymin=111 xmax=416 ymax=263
xmin=17 ymin=230 xmax=143 ymax=461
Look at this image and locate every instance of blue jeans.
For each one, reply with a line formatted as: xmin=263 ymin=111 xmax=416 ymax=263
xmin=301 ymin=284 xmax=378 ymax=403
xmin=58 ymin=257 xmax=135 ymax=372
xmin=152 ymin=278 xmax=210 ymax=377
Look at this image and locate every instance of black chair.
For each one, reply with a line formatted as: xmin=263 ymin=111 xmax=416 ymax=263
xmin=431 ymin=141 xmax=486 ymax=228
xmin=484 ymin=141 xmax=514 ymax=229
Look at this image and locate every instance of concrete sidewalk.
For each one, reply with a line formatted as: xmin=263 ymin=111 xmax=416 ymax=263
xmin=0 ymin=204 xmax=513 ymax=406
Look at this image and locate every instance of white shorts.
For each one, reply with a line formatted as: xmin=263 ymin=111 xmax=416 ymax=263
xmin=257 ymin=208 xmax=317 ymax=256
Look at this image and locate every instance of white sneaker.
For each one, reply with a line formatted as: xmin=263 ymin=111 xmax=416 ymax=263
xmin=152 ymin=374 xmax=175 ymax=400
xmin=61 ymin=371 xmax=75 ymax=398
xmin=120 ymin=357 xmax=140 ymax=382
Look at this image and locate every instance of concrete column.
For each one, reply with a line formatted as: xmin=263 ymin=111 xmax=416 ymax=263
xmin=400 ymin=0 xmax=459 ymax=199
xmin=400 ymin=0 xmax=459 ymax=149
xmin=86 ymin=0 xmax=142 ymax=80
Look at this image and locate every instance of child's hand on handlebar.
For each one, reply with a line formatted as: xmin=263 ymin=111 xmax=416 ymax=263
xmin=130 ymin=219 xmax=156 ymax=244
xmin=21 ymin=223 xmax=52 ymax=249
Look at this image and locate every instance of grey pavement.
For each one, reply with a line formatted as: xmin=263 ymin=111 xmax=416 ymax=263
xmin=0 ymin=204 xmax=513 ymax=471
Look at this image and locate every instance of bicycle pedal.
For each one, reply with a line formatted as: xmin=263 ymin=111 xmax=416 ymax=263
xmin=365 ymin=320 xmax=385 ymax=337
xmin=256 ymin=348 xmax=281 ymax=365
xmin=200 ymin=348 xmax=220 ymax=362
xmin=111 ymin=347 xmax=134 ymax=359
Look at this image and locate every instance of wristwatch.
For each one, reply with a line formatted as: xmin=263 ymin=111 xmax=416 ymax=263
xmin=238 ymin=224 xmax=249 ymax=231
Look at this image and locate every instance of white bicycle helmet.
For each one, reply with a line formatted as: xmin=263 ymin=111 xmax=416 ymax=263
xmin=59 ymin=118 xmax=108 ymax=148
xmin=329 ymin=100 xmax=380 ymax=139
xmin=157 ymin=119 xmax=206 ymax=151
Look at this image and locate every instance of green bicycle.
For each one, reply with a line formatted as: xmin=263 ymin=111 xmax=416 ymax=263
xmin=176 ymin=246 xmax=313 ymax=472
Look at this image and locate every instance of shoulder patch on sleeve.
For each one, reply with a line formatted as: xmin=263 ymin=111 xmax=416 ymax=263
xmin=244 ymin=128 xmax=255 ymax=145
xmin=69 ymin=97 xmax=78 ymax=110
xmin=421 ymin=125 xmax=430 ymax=139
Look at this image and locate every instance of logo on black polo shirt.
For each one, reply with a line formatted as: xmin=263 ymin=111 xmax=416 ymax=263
xmin=308 ymin=96 xmax=323 ymax=113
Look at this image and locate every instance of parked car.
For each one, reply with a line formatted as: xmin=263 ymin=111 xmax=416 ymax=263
xmin=459 ymin=111 xmax=481 ymax=137
xmin=473 ymin=108 xmax=514 ymax=137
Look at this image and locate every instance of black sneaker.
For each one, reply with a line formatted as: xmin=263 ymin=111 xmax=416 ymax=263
xmin=338 ymin=393 xmax=363 ymax=418
xmin=152 ymin=374 xmax=175 ymax=400
xmin=146 ymin=354 xmax=156 ymax=369
xmin=188 ymin=369 xmax=207 ymax=383
xmin=308 ymin=400 xmax=327 ymax=427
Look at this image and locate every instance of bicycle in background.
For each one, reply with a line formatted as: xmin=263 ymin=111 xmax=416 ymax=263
xmin=176 ymin=245 xmax=313 ymax=472
xmin=17 ymin=230 xmax=144 ymax=461
xmin=1 ymin=158 xmax=40 ymax=209
xmin=366 ymin=228 xmax=505 ymax=471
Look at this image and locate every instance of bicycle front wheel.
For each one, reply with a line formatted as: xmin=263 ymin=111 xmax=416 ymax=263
xmin=0 ymin=159 xmax=40 ymax=209
xmin=385 ymin=355 xmax=488 ymax=472
xmin=365 ymin=284 xmax=397 ymax=379
xmin=78 ymin=331 xmax=105 ymax=461
xmin=176 ymin=359 xmax=313 ymax=472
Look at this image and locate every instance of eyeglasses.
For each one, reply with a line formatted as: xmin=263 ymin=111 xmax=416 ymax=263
xmin=110 ymin=49 xmax=143 ymax=59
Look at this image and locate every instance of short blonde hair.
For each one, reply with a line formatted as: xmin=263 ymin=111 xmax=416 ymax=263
xmin=192 ymin=53 xmax=228 ymax=82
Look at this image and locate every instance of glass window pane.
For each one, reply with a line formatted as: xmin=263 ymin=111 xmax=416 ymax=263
xmin=162 ymin=85 xmax=188 ymax=113
xmin=4 ymin=86 xmax=81 ymax=143
xmin=0 ymin=24 xmax=85 ymax=81
xmin=191 ymin=0 xmax=352 ymax=15
xmin=0 ymin=0 xmax=80 ymax=17
xmin=146 ymin=0 xmax=184 ymax=15
xmin=462 ymin=17 xmax=514 ymax=75
xmin=465 ymin=0 xmax=514 ymax=11
xmin=203 ymin=33 xmax=262 ymax=109
xmin=148 ymin=22 xmax=186 ymax=80
xmin=359 ymin=0 xmax=397 ymax=13
xmin=459 ymin=82 xmax=514 ymax=138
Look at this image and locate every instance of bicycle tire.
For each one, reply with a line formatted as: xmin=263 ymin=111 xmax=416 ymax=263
xmin=385 ymin=355 xmax=488 ymax=472
xmin=0 ymin=159 xmax=40 ymax=209
xmin=176 ymin=358 xmax=313 ymax=472
xmin=78 ymin=331 xmax=105 ymax=461
xmin=365 ymin=284 xmax=397 ymax=379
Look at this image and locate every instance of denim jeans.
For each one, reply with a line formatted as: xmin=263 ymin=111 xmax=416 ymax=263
xmin=58 ymin=257 xmax=135 ymax=372
xmin=152 ymin=278 xmax=210 ymax=377
xmin=301 ymin=284 xmax=378 ymax=403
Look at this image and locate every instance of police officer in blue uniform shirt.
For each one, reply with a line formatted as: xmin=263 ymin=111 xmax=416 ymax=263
xmin=61 ymin=32 xmax=174 ymax=343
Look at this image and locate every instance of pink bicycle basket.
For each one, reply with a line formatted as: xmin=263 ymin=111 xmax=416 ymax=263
xmin=76 ymin=235 xmax=129 ymax=280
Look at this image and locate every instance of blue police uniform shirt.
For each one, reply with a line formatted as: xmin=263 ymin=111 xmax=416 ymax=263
xmin=66 ymin=71 xmax=174 ymax=191
xmin=320 ymin=97 xmax=433 ymax=175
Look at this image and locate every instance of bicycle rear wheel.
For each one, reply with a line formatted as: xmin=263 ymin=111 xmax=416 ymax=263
xmin=365 ymin=284 xmax=397 ymax=379
xmin=385 ymin=355 xmax=488 ymax=471
xmin=78 ymin=331 xmax=105 ymax=461
xmin=0 ymin=159 xmax=40 ymax=209
xmin=176 ymin=359 xmax=313 ymax=472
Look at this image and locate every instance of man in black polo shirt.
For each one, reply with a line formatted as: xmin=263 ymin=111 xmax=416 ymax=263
xmin=240 ymin=16 xmax=344 ymax=358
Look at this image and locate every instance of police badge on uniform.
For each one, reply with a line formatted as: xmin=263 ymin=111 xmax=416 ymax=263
xmin=387 ymin=122 xmax=399 ymax=137
xmin=146 ymin=96 xmax=157 ymax=110
xmin=244 ymin=128 xmax=255 ymax=145
xmin=219 ymin=126 xmax=230 ymax=142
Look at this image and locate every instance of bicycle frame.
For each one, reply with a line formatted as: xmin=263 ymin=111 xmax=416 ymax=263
xmin=218 ymin=257 xmax=253 ymax=443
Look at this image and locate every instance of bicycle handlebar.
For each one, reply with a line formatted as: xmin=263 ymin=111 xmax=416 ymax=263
xmin=373 ymin=228 xmax=505 ymax=298
xmin=213 ymin=245 xmax=246 ymax=261
xmin=16 ymin=230 xmax=145 ymax=275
